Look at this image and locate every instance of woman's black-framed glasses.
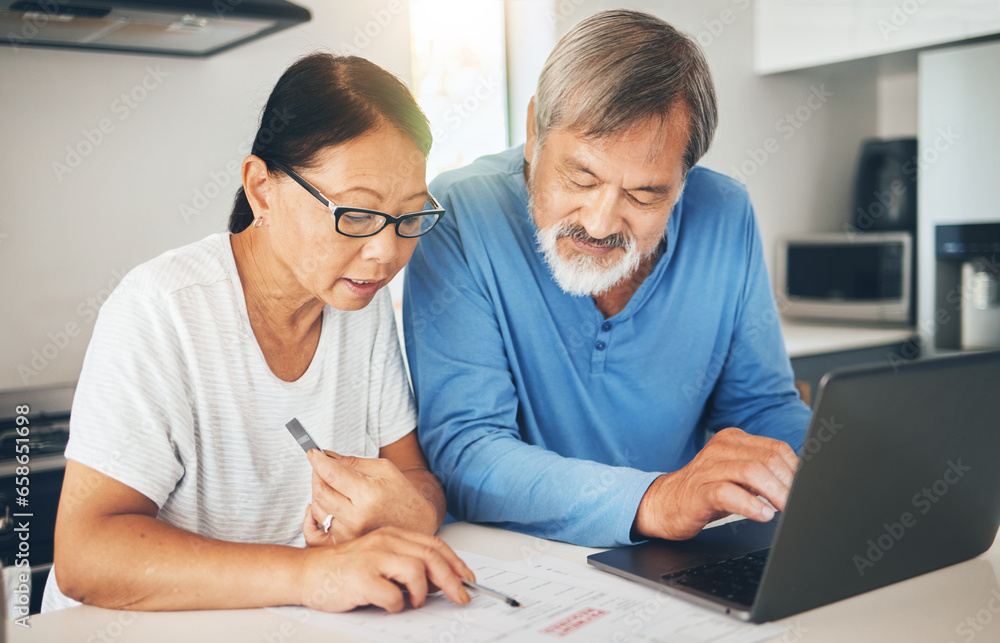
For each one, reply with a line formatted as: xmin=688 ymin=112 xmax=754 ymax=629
xmin=268 ymin=160 xmax=444 ymax=238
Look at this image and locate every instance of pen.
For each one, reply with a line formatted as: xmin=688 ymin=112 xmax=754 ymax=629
xmin=463 ymin=579 xmax=521 ymax=608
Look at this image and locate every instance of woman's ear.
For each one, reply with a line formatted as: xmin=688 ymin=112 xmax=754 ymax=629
xmin=242 ymin=155 xmax=275 ymax=218
xmin=524 ymin=96 xmax=537 ymax=166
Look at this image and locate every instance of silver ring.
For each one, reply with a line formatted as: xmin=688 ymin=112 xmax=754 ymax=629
xmin=322 ymin=514 xmax=333 ymax=533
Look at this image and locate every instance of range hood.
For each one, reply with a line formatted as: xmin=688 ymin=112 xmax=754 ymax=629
xmin=1 ymin=1 xmax=311 ymax=57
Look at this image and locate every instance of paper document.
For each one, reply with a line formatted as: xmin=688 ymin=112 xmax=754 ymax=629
xmin=272 ymin=551 xmax=786 ymax=642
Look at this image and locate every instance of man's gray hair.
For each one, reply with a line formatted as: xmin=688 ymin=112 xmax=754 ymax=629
xmin=534 ymin=9 xmax=718 ymax=173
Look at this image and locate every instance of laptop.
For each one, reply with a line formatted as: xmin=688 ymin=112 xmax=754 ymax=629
xmin=588 ymin=350 xmax=1000 ymax=622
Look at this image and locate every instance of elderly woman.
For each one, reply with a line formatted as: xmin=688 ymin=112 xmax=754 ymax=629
xmin=42 ymin=53 xmax=473 ymax=614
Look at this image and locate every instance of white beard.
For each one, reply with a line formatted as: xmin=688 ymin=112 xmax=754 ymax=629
xmin=535 ymin=217 xmax=645 ymax=297
xmin=527 ymin=156 xmax=668 ymax=298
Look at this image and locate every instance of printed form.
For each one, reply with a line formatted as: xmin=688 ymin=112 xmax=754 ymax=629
xmin=272 ymin=551 xmax=787 ymax=642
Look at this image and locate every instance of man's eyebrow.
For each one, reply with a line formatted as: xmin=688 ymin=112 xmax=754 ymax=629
xmin=563 ymin=156 xmax=599 ymax=178
xmin=562 ymin=154 xmax=673 ymax=195
xmin=629 ymin=183 xmax=673 ymax=196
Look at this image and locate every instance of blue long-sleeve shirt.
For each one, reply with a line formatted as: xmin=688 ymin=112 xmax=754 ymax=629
xmin=403 ymin=145 xmax=810 ymax=547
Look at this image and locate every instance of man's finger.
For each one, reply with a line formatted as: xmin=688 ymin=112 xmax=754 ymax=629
xmin=713 ymin=459 xmax=790 ymax=512
xmin=744 ymin=444 xmax=798 ymax=490
xmin=773 ymin=441 xmax=801 ymax=477
xmin=710 ymin=430 xmax=800 ymax=479
xmin=718 ymin=435 xmax=799 ymax=490
xmin=708 ymin=481 xmax=776 ymax=522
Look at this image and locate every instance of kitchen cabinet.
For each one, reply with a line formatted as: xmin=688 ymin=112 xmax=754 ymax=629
xmin=755 ymin=0 xmax=1000 ymax=74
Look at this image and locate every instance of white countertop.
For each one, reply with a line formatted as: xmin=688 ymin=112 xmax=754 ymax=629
xmin=13 ymin=520 xmax=1000 ymax=642
xmin=781 ymin=318 xmax=916 ymax=358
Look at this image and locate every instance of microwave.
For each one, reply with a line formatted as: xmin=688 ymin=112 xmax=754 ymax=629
xmin=775 ymin=232 xmax=913 ymax=324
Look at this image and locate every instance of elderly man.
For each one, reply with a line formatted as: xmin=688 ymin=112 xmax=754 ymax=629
xmin=403 ymin=9 xmax=810 ymax=548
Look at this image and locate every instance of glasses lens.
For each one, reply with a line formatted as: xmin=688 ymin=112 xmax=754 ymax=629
xmin=398 ymin=212 xmax=441 ymax=238
xmin=337 ymin=210 xmax=387 ymax=237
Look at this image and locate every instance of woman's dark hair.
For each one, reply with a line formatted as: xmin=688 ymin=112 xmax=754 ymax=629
xmin=228 ymin=53 xmax=432 ymax=233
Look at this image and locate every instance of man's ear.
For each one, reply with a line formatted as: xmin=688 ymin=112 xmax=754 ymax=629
xmin=242 ymin=155 xmax=274 ymax=217
xmin=524 ymin=96 xmax=537 ymax=165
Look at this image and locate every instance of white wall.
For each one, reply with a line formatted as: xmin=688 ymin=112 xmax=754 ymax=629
xmin=1 ymin=0 xmax=892 ymax=392
xmin=876 ymin=55 xmax=918 ymax=139
xmin=0 ymin=1 xmax=413 ymax=391
xmin=548 ymin=0 xmax=880 ymax=275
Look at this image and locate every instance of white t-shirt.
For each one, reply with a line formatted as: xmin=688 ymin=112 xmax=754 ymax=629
xmin=42 ymin=232 xmax=416 ymax=611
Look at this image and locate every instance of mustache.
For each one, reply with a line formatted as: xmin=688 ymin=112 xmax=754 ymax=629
xmin=558 ymin=223 xmax=631 ymax=250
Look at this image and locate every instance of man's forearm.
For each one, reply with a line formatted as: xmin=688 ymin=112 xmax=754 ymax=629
xmin=439 ymin=435 xmax=663 ymax=547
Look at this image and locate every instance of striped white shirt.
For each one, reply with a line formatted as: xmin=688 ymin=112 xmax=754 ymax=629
xmin=42 ymin=232 xmax=416 ymax=611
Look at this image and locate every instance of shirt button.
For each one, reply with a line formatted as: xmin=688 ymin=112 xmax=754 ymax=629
xmin=601 ymin=322 xmax=612 ymax=332
xmin=595 ymin=340 xmax=607 ymax=351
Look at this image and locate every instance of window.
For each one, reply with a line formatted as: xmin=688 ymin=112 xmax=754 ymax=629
xmin=410 ymin=0 xmax=509 ymax=179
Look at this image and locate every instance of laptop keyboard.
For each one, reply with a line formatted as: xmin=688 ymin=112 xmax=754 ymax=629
xmin=661 ymin=548 xmax=770 ymax=608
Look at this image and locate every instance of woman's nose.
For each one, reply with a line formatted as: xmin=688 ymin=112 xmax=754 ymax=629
xmin=361 ymin=224 xmax=401 ymax=263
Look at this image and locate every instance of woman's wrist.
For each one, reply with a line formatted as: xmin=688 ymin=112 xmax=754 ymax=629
xmin=292 ymin=545 xmax=325 ymax=609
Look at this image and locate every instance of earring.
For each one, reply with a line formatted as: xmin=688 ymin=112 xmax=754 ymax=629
xmin=252 ymin=217 xmax=264 ymax=228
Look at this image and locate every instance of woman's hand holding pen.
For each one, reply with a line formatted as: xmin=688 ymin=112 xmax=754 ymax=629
xmin=296 ymin=526 xmax=476 ymax=613
xmin=303 ymin=449 xmax=439 ymax=545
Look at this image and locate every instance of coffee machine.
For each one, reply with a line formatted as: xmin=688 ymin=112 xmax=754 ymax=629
xmin=849 ymin=138 xmax=918 ymax=325
xmin=935 ymin=223 xmax=1000 ymax=350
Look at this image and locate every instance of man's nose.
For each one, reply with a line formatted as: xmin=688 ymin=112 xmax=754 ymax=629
xmin=578 ymin=187 xmax=625 ymax=241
